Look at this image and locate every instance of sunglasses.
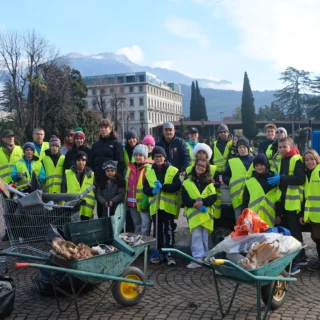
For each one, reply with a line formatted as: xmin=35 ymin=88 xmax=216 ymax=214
xmin=276 ymin=130 xmax=285 ymax=134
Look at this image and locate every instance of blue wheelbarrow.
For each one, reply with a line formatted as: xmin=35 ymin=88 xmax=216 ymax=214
xmin=162 ymin=247 xmax=303 ymax=320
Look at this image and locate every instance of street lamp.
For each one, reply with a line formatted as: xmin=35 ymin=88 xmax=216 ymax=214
xmin=220 ymin=112 xmax=224 ymax=122
xmin=120 ymin=98 xmax=126 ymax=144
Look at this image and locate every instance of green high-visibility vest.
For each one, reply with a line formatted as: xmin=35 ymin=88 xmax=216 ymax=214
xmin=42 ymin=155 xmax=65 ymax=193
xmin=229 ymin=158 xmax=253 ymax=209
xmin=183 ymin=179 xmax=215 ymax=234
xmin=123 ymin=148 xmax=135 ymax=167
xmin=14 ymin=159 xmax=43 ymax=188
xmin=0 ymin=146 xmax=23 ymax=183
xmin=186 ymin=142 xmax=195 ymax=166
xmin=65 ymin=169 xmax=95 ymax=218
xmin=304 ymin=164 xmax=320 ymax=223
xmin=212 ymin=140 xmax=232 ymax=172
xmin=34 ymin=142 xmax=49 ymax=161
xmin=265 ymin=143 xmax=274 ymax=158
xmin=246 ymin=177 xmax=281 ymax=227
xmin=146 ymin=166 xmax=180 ymax=217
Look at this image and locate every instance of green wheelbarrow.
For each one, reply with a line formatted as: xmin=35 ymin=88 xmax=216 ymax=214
xmin=162 ymin=247 xmax=303 ymax=320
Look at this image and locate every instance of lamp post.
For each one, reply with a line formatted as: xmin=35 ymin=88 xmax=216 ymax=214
xmin=220 ymin=112 xmax=224 ymax=122
xmin=200 ymin=119 xmax=205 ymax=142
xmin=120 ymin=99 xmax=125 ymax=144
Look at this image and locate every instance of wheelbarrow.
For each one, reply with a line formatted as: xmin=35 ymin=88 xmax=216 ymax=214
xmin=162 ymin=247 xmax=303 ymax=320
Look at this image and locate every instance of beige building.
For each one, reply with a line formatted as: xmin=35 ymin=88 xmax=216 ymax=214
xmin=83 ymin=72 xmax=183 ymax=140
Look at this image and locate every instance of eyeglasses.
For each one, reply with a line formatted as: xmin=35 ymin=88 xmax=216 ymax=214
xmin=154 ymin=155 xmax=164 ymax=159
xmin=276 ymin=130 xmax=285 ymax=134
xmin=219 ymin=131 xmax=227 ymax=134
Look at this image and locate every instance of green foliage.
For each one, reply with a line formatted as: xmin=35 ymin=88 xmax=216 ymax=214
xmin=256 ymin=103 xmax=286 ymax=121
xmin=189 ymin=81 xmax=208 ymax=120
xmin=240 ymin=72 xmax=256 ymax=140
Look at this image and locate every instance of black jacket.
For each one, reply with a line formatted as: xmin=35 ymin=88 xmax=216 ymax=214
xmin=258 ymin=139 xmax=275 ymax=155
xmin=61 ymin=165 xmax=94 ymax=193
xmin=63 ymin=145 xmax=91 ymax=171
xmin=242 ymin=171 xmax=275 ymax=210
xmin=90 ymin=133 xmax=124 ymax=185
xmin=143 ymin=162 xmax=181 ymax=197
xmin=156 ymin=136 xmax=190 ymax=173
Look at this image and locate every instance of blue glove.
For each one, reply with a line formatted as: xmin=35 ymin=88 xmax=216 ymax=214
xmin=155 ymin=181 xmax=162 ymax=189
xmin=199 ymin=206 xmax=208 ymax=213
xmin=267 ymin=173 xmax=281 ymax=186
xmin=152 ymin=187 xmax=160 ymax=195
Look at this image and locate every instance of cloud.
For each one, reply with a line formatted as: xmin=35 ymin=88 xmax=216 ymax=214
xmin=193 ymin=0 xmax=320 ymax=72
xmin=152 ymin=60 xmax=175 ymax=70
xmin=164 ymin=16 xmax=209 ymax=48
xmin=116 ymin=45 xmax=144 ymax=63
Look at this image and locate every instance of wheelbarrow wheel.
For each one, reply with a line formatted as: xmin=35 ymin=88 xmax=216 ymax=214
xmin=261 ymin=271 xmax=288 ymax=310
xmin=111 ymin=266 xmax=146 ymax=307
xmin=211 ymin=227 xmax=231 ymax=247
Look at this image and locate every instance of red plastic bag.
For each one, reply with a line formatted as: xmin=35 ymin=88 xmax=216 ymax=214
xmin=230 ymin=208 xmax=269 ymax=237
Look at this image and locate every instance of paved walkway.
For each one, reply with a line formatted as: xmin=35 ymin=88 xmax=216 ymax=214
xmin=1 ymin=210 xmax=320 ymax=320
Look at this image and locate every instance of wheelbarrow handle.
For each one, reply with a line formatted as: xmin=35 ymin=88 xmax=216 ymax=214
xmin=16 ymin=263 xmax=30 ymax=269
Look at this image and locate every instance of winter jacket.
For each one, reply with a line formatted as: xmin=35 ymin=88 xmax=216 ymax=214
xmin=96 ymin=177 xmax=125 ymax=216
xmin=156 ymin=136 xmax=190 ymax=173
xmin=222 ymin=154 xmax=254 ymax=186
xmin=63 ymin=145 xmax=91 ymax=171
xmin=143 ymin=162 xmax=181 ymax=197
xmin=258 ymin=139 xmax=275 ymax=155
xmin=90 ymin=133 xmax=124 ymax=185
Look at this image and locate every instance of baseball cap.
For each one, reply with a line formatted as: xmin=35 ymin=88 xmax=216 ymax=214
xmin=163 ymin=122 xmax=174 ymax=129
xmin=188 ymin=127 xmax=198 ymax=134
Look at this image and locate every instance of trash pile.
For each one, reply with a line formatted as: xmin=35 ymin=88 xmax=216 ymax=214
xmin=120 ymin=234 xmax=145 ymax=246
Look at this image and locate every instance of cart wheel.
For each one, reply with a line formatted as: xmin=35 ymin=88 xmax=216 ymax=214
xmin=211 ymin=227 xmax=231 ymax=247
xmin=261 ymin=271 xmax=288 ymax=310
xmin=111 ymin=266 xmax=146 ymax=307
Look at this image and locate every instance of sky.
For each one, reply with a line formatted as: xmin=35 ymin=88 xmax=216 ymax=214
xmin=1 ymin=0 xmax=320 ymax=91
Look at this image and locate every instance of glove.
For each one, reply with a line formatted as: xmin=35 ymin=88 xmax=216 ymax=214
xmin=152 ymin=187 xmax=160 ymax=195
xmin=267 ymin=173 xmax=281 ymax=186
xmin=154 ymin=181 xmax=162 ymax=189
xmin=199 ymin=206 xmax=208 ymax=213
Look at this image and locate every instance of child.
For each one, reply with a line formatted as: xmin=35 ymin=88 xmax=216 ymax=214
xmin=242 ymin=154 xmax=281 ymax=227
xmin=182 ymin=158 xmax=217 ymax=268
xmin=11 ymin=142 xmax=46 ymax=191
xmin=142 ymin=135 xmax=155 ymax=160
xmin=223 ymin=137 xmax=254 ymax=220
xmin=126 ymin=144 xmax=153 ymax=235
xmin=268 ymin=137 xmax=306 ymax=273
xmin=96 ymin=160 xmax=126 ymax=217
xmin=143 ymin=146 xmax=181 ymax=265
xmin=301 ymin=150 xmax=320 ymax=266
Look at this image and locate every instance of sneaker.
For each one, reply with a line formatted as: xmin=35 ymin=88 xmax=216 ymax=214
xmin=149 ymin=252 xmax=163 ymax=264
xmin=290 ymin=265 xmax=301 ymax=275
xmin=296 ymin=257 xmax=309 ymax=267
xmin=187 ymin=261 xmax=202 ymax=269
xmin=166 ymin=254 xmax=176 ymax=266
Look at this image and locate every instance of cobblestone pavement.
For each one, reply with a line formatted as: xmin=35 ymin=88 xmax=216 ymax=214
xmin=1 ymin=209 xmax=320 ymax=320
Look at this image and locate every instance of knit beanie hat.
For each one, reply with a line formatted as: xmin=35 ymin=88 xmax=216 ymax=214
xmin=23 ymin=142 xmax=35 ymax=152
xmin=73 ymin=130 xmax=86 ymax=141
xmin=253 ymin=153 xmax=269 ymax=169
xmin=125 ymin=130 xmax=138 ymax=140
xmin=152 ymin=146 xmax=167 ymax=159
xmin=133 ymin=144 xmax=148 ymax=159
xmin=49 ymin=135 xmax=61 ymax=147
xmin=276 ymin=127 xmax=288 ymax=137
xmin=218 ymin=124 xmax=229 ymax=133
xmin=237 ymin=137 xmax=250 ymax=150
xmin=142 ymin=134 xmax=155 ymax=146
xmin=75 ymin=151 xmax=87 ymax=162
xmin=75 ymin=127 xmax=84 ymax=133
xmin=192 ymin=143 xmax=212 ymax=161
xmin=102 ymin=160 xmax=118 ymax=170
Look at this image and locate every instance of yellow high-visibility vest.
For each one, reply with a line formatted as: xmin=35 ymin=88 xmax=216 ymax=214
xmin=186 ymin=142 xmax=195 ymax=166
xmin=212 ymin=140 xmax=233 ymax=172
xmin=14 ymin=159 xmax=43 ymax=188
xmin=65 ymin=169 xmax=95 ymax=218
xmin=34 ymin=142 xmax=49 ymax=160
xmin=42 ymin=155 xmax=65 ymax=193
xmin=183 ymin=179 xmax=215 ymax=234
xmin=0 ymin=146 xmax=23 ymax=183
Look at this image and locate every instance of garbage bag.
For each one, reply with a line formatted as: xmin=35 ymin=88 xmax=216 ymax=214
xmin=0 ymin=276 xmax=15 ymax=317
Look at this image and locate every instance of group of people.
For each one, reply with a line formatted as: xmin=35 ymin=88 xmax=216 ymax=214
xmin=1 ymin=120 xmax=320 ymax=273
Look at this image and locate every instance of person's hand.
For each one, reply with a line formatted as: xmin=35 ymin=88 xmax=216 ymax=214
xmin=18 ymin=172 xmax=24 ymax=178
xmin=299 ymin=217 xmax=305 ymax=225
xmin=199 ymin=206 xmax=208 ymax=213
xmin=152 ymin=187 xmax=160 ymax=195
xmin=193 ymin=200 xmax=203 ymax=209
xmin=154 ymin=181 xmax=162 ymax=189
xmin=267 ymin=173 xmax=281 ymax=186
xmin=104 ymin=201 xmax=109 ymax=207
xmin=276 ymin=216 xmax=282 ymax=225
xmin=109 ymin=201 xmax=113 ymax=207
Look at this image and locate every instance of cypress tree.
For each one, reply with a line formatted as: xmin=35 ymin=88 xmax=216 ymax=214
xmin=190 ymin=81 xmax=197 ymax=120
xmin=240 ymin=72 xmax=256 ymax=140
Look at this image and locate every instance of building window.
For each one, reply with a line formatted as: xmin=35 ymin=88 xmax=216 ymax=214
xmin=130 ymin=98 xmax=134 ymax=107
xmin=92 ymin=99 xmax=97 ymax=110
xmin=148 ymin=98 xmax=150 ymax=107
xmin=100 ymin=88 xmax=105 ymax=95
xmin=130 ymin=112 xmax=135 ymax=121
xmin=140 ymin=111 xmax=144 ymax=120
xmin=92 ymin=89 xmax=96 ymax=96
xmin=139 ymin=97 xmax=144 ymax=106
xmin=139 ymin=85 xmax=143 ymax=93
xmin=110 ymin=87 xmax=114 ymax=94
xmin=119 ymin=87 xmax=124 ymax=94
xmin=102 ymin=100 xmax=106 ymax=108
xmin=129 ymin=86 xmax=134 ymax=93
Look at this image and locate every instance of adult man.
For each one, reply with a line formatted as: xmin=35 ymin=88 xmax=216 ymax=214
xmin=42 ymin=135 xmax=65 ymax=193
xmin=61 ymin=151 xmax=95 ymax=221
xmin=156 ymin=122 xmax=190 ymax=174
xmin=186 ymin=127 xmax=199 ymax=165
xmin=258 ymin=123 xmax=277 ymax=156
xmin=32 ymin=128 xmax=49 ymax=160
xmin=60 ymin=129 xmax=74 ymax=156
xmin=90 ymin=119 xmax=124 ymax=218
xmin=123 ymin=130 xmax=139 ymax=169
xmin=0 ymin=130 xmax=23 ymax=183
